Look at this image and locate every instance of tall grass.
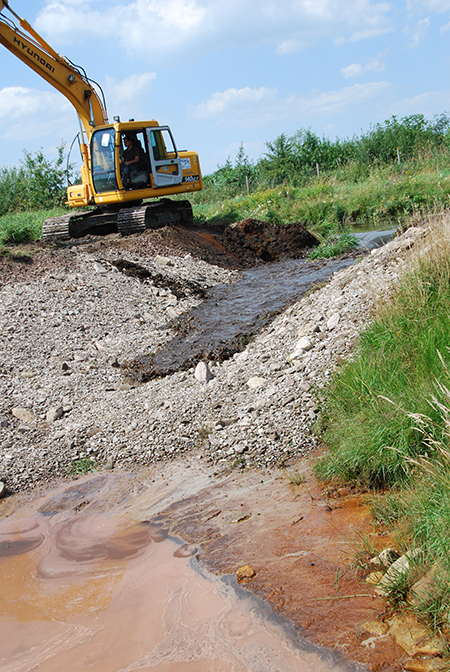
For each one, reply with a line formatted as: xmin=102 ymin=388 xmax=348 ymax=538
xmin=367 ymin=396 xmax=450 ymax=631
xmin=316 ymin=213 xmax=450 ymax=487
xmin=0 ymin=208 xmax=67 ymax=249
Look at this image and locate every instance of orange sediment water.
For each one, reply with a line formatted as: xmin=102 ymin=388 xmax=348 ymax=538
xmin=0 ymin=474 xmax=355 ymax=672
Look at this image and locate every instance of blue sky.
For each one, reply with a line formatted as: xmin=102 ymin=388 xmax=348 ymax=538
xmin=0 ymin=0 xmax=449 ymax=175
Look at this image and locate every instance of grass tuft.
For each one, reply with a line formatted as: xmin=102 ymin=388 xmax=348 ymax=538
xmin=67 ymin=457 xmax=98 ymax=475
xmin=0 ymin=207 xmax=68 ymax=249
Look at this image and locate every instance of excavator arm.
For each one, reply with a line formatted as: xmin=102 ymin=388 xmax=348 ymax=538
xmin=0 ymin=0 xmax=108 ymax=134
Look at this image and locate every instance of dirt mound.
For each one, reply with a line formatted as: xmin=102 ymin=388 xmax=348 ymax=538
xmin=0 ymin=218 xmax=319 ymax=286
xmin=135 ymin=218 xmax=319 ymax=269
xmin=220 ymin=218 xmax=319 ymax=267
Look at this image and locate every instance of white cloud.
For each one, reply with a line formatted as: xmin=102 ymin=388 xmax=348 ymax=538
xmin=341 ymin=63 xmax=364 ymax=78
xmin=340 ymin=58 xmax=385 ymax=78
xmin=0 ymin=86 xmax=75 ymax=140
xmin=194 ymin=87 xmax=277 ymax=121
xmin=104 ymin=72 xmax=156 ymax=118
xmin=390 ymin=89 xmax=450 ymax=116
xmin=440 ymin=17 xmax=450 ymax=31
xmin=35 ymin=0 xmax=394 ymax=62
xmin=192 ymin=82 xmax=392 ymax=127
xmin=276 ymin=39 xmax=310 ymax=55
xmin=404 ymin=16 xmax=431 ymax=46
xmin=406 ymin=0 xmax=450 ymax=12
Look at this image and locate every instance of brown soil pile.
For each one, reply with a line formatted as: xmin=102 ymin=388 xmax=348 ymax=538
xmin=0 ymin=218 xmax=319 ymax=286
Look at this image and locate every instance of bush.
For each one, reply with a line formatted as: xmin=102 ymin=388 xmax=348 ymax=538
xmin=0 ymin=144 xmax=69 ymax=216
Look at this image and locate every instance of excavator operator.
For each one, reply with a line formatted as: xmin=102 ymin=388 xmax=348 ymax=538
xmin=120 ymin=134 xmax=141 ymax=185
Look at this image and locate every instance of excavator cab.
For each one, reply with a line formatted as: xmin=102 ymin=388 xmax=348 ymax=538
xmin=89 ymin=123 xmax=188 ymax=195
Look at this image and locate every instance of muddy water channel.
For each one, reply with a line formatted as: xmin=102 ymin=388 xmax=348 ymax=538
xmin=124 ymin=256 xmax=356 ymax=381
xmin=0 ymin=469 xmax=365 ymax=672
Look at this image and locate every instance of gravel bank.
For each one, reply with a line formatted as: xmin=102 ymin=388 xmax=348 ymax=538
xmin=0 ymin=225 xmax=425 ymax=493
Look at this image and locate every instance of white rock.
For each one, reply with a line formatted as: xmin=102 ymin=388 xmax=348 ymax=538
xmin=46 ymin=407 xmax=64 ymax=423
xmin=375 ymin=550 xmax=421 ymax=596
xmin=327 ymin=312 xmax=341 ymax=330
xmin=297 ymin=337 xmax=313 ymax=351
xmin=194 ymin=361 xmax=213 ymax=383
xmin=11 ymin=407 xmax=35 ymax=424
xmin=155 ymin=255 xmax=173 ymax=266
xmin=246 ymin=376 xmax=267 ymax=389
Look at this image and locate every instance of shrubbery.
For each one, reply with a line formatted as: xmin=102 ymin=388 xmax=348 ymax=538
xmin=0 ymin=144 xmax=68 ymax=217
xmin=189 ymin=113 xmax=450 ymax=245
xmin=198 ymin=113 xmax=450 ymax=196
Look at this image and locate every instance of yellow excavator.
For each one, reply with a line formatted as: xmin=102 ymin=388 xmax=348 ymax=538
xmin=0 ymin=0 xmax=203 ymax=239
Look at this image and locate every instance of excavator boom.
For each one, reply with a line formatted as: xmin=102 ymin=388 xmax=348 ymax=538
xmin=0 ymin=0 xmax=108 ymax=132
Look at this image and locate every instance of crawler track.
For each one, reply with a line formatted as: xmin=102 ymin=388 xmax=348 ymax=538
xmin=43 ymin=199 xmax=193 ymax=241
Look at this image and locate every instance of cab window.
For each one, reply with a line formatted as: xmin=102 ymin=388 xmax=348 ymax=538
xmin=91 ymin=128 xmax=118 ymax=193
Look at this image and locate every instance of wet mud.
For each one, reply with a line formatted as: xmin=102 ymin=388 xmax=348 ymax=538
xmin=112 ymin=258 xmax=208 ymax=298
xmin=0 ymin=457 xmax=405 ymax=671
xmin=122 ymin=255 xmax=355 ymax=382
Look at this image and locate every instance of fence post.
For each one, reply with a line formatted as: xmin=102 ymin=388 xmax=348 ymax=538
xmin=316 ymin=162 xmax=320 ymax=177
xmin=246 ymin=175 xmax=249 ymax=194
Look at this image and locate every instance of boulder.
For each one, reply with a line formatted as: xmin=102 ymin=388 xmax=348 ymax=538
xmin=194 ymin=361 xmax=213 ymax=383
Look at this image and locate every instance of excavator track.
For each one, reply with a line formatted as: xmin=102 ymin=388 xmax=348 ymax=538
xmin=42 ymin=213 xmax=73 ymax=240
xmin=43 ymin=199 xmax=193 ymax=241
xmin=116 ymin=207 xmax=147 ymax=235
xmin=43 ymin=209 xmax=120 ymax=241
xmin=117 ymin=199 xmax=193 ymax=236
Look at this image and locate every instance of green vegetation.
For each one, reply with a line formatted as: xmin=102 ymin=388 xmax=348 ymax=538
xmin=2 ymin=114 xmax=450 ymax=252
xmin=0 ymin=144 xmax=70 ymax=251
xmin=286 ymin=470 xmax=306 ymax=485
xmin=315 ymin=214 xmax=450 ymax=636
xmin=0 ymin=207 xmax=67 ymax=250
xmin=316 ymin=221 xmax=450 ymax=488
xmin=191 ymin=113 xmax=450 ymax=241
xmin=0 ymin=144 xmax=68 ymax=216
xmin=309 ymin=232 xmax=358 ymax=259
xmin=67 ymin=457 xmax=98 ymax=475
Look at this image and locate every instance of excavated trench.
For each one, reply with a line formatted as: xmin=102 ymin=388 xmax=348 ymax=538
xmin=103 ymin=217 xmax=359 ymax=381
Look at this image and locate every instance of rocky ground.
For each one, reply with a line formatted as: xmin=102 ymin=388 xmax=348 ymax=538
xmin=0 ymin=221 xmax=426 ymax=495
